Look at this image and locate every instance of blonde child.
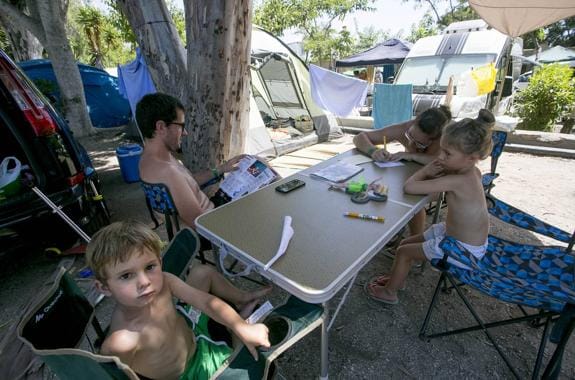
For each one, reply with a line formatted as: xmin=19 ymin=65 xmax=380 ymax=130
xmin=353 ymin=105 xmax=451 ymax=238
xmin=365 ymin=109 xmax=494 ymax=304
xmin=87 ymin=221 xmax=272 ymax=379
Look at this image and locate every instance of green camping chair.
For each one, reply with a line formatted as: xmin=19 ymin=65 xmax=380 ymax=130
xmin=18 ymin=228 xmax=325 ymax=379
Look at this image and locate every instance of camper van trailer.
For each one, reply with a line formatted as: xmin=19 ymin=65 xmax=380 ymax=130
xmin=394 ymin=19 xmax=522 ymax=118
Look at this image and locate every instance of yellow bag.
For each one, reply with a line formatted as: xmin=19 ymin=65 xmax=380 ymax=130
xmin=470 ymin=63 xmax=497 ymax=95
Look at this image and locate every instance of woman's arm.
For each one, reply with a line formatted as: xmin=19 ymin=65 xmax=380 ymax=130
xmin=353 ymin=120 xmax=412 ymax=161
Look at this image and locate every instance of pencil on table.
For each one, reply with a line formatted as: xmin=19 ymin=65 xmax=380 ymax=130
xmin=383 ymin=136 xmax=387 ymax=151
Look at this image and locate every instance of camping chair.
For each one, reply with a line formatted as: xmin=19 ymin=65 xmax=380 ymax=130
xmin=17 ymin=228 xmax=325 ymax=380
xmin=419 ymin=194 xmax=575 ymax=379
xmin=481 ymin=130 xmax=507 ymax=193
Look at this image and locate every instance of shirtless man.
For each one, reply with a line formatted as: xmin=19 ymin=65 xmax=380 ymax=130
xmin=137 ymin=92 xmax=245 ymax=229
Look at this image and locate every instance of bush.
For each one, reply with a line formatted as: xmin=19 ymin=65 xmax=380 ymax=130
xmin=515 ymin=63 xmax=575 ymax=131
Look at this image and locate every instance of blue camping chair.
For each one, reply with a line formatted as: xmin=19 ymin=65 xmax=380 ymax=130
xmin=420 ymin=194 xmax=575 ymax=379
xmin=17 ymin=228 xmax=325 ymax=380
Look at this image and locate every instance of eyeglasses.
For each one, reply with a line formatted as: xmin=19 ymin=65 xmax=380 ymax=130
xmin=404 ymin=129 xmax=430 ymax=151
xmin=165 ymin=121 xmax=186 ymax=132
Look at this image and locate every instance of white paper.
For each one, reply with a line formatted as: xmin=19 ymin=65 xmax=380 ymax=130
xmin=219 ymin=156 xmax=277 ymax=200
xmin=374 ymin=161 xmax=405 ymax=168
xmin=246 ymin=301 xmax=274 ymax=324
xmin=264 ymin=216 xmax=294 ymax=271
xmin=340 ymin=154 xmax=373 ymax=166
xmin=309 ymin=162 xmax=363 ymax=183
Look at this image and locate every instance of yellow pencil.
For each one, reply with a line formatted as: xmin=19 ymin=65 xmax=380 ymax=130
xmin=383 ymin=136 xmax=387 ymax=151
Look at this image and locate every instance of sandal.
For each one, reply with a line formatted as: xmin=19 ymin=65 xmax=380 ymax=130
xmin=363 ymin=281 xmax=399 ymax=305
xmin=367 ymin=275 xmax=406 ymax=291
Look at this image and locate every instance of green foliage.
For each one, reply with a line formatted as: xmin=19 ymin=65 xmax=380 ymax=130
xmin=405 ymin=13 xmax=437 ymax=43
xmin=515 ymin=64 xmax=575 ymax=131
xmin=254 ymin=0 xmax=376 ymax=63
xmin=356 ymin=26 xmax=387 ymax=52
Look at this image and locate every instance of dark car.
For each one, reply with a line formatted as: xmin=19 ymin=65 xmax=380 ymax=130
xmin=0 ymin=49 xmax=109 ymax=253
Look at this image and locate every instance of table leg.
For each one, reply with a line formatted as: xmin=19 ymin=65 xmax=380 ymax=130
xmin=320 ymin=301 xmax=329 ymax=380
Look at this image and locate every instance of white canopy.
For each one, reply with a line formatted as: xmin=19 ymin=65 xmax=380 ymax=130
xmin=469 ymin=0 xmax=575 ymax=37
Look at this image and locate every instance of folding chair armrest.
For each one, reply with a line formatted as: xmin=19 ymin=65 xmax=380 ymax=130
xmin=486 ymin=194 xmax=573 ymax=245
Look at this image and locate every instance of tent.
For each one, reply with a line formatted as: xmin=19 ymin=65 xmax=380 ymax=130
xmin=527 ymin=46 xmax=575 ymax=67
xmin=18 ymin=60 xmax=131 ymax=129
xmin=335 ymin=39 xmax=412 ymax=67
xmin=247 ymin=26 xmax=341 ymax=157
xmin=469 ymin=0 xmax=575 ymax=37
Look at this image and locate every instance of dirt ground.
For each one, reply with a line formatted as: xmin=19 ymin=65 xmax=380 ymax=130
xmin=1 ymin=127 xmax=574 ymax=379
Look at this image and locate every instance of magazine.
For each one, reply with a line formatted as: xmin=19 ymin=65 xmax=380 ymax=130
xmin=309 ymin=162 xmax=363 ymax=183
xmin=219 ymin=156 xmax=278 ymax=200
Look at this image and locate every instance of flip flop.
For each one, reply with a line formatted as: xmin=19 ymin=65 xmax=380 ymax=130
xmin=363 ymin=280 xmax=399 ymax=305
xmin=367 ymin=275 xmax=406 ymax=291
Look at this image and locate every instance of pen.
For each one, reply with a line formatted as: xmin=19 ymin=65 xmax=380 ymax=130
xmin=344 ymin=212 xmax=385 ymax=223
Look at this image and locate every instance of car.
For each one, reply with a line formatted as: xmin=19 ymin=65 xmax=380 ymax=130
xmin=0 ymin=49 xmax=109 ymax=254
xmin=513 ymin=70 xmax=533 ymax=91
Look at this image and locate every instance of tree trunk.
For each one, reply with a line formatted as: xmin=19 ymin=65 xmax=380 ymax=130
xmin=0 ymin=0 xmax=94 ymax=137
xmin=0 ymin=15 xmax=43 ymax=61
xmin=117 ymin=0 xmax=187 ymax=100
xmin=35 ymin=1 xmax=93 ymax=136
xmin=184 ymin=1 xmax=252 ymax=171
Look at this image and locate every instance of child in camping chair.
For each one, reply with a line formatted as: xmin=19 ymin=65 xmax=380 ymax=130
xmin=365 ymin=109 xmax=495 ymax=305
xmin=87 ymin=221 xmax=272 ymax=379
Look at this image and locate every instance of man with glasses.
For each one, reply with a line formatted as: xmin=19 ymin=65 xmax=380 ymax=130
xmin=353 ymin=105 xmax=452 ymax=238
xmin=136 ymin=93 xmax=247 ymax=233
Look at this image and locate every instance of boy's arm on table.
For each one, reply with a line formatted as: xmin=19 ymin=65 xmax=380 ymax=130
xmin=404 ymin=160 xmax=461 ymax=195
xmin=166 ymin=273 xmax=270 ymax=359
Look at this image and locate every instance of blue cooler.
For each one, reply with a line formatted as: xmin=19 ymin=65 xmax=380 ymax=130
xmin=116 ymin=144 xmax=142 ymax=183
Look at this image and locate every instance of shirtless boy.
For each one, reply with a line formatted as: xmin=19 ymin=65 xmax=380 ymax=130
xmin=88 ymin=221 xmax=271 ymax=379
xmin=365 ymin=109 xmax=495 ymax=304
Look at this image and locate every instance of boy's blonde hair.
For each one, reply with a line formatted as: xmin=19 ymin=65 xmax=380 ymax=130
xmin=86 ymin=221 xmax=162 ymax=282
xmin=442 ymin=109 xmax=495 ymax=159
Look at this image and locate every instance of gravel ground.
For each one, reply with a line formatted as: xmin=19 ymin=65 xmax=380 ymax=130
xmin=1 ymin=127 xmax=574 ymax=379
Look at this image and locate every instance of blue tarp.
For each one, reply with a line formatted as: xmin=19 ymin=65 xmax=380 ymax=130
xmin=335 ymin=38 xmax=412 ymax=67
xmin=18 ymin=60 xmax=131 ymax=129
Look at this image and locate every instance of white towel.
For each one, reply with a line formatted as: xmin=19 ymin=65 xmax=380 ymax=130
xmin=309 ymin=64 xmax=368 ymax=117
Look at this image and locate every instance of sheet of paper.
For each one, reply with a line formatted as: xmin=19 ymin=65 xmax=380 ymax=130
xmin=374 ymin=161 xmax=405 ymax=168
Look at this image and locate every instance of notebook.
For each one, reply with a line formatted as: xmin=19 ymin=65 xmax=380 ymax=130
xmin=310 ymin=162 xmax=363 ymax=183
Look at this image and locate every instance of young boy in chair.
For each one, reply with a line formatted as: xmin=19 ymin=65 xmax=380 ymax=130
xmin=87 ymin=221 xmax=271 ymax=379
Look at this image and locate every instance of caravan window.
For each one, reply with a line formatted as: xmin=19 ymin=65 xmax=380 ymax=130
xmin=396 ymin=54 xmax=496 ymax=91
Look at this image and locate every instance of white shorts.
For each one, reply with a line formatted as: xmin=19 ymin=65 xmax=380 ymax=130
xmin=422 ymin=223 xmax=487 ymax=270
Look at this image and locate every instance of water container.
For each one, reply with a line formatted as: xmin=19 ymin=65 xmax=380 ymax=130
xmin=0 ymin=156 xmax=22 ymax=200
xmin=115 ymin=144 xmax=142 ymax=183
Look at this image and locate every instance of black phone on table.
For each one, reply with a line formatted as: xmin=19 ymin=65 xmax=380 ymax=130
xmin=275 ymin=179 xmax=305 ymax=193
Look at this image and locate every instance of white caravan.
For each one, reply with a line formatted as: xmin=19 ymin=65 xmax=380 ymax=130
xmin=394 ymin=19 xmax=522 ymax=118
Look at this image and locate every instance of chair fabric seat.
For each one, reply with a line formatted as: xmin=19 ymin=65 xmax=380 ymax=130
xmin=432 ymin=236 xmax=575 ymax=312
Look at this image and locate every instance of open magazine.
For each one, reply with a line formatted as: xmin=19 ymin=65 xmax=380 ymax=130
xmin=219 ymin=156 xmax=278 ymax=200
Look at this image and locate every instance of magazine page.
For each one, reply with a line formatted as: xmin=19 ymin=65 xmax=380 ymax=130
xmin=309 ymin=162 xmax=363 ymax=183
xmin=219 ymin=156 xmax=277 ymax=200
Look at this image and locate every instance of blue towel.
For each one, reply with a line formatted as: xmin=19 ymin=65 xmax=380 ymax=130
xmin=372 ymin=83 xmax=413 ymax=129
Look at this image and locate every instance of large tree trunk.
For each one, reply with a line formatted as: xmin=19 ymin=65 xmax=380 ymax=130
xmin=0 ymin=15 xmax=43 ymax=61
xmin=0 ymin=0 xmax=94 ymax=137
xmin=184 ymin=1 xmax=252 ymax=171
xmin=117 ymin=0 xmax=187 ymax=100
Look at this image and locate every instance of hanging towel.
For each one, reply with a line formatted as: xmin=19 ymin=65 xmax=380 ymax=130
xmin=309 ymin=64 xmax=368 ymax=117
xmin=372 ymin=83 xmax=413 ymax=129
xmin=117 ymin=48 xmax=157 ymax=117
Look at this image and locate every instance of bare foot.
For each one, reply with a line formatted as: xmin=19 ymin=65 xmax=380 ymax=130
xmin=365 ymin=283 xmax=399 ymax=305
xmin=368 ymin=275 xmax=406 ymax=291
xmin=237 ymin=285 xmax=273 ymax=311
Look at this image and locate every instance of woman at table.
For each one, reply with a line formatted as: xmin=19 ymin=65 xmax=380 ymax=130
xmin=353 ymin=105 xmax=452 ymax=238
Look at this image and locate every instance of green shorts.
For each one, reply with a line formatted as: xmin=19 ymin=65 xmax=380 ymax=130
xmin=178 ymin=310 xmax=232 ymax=380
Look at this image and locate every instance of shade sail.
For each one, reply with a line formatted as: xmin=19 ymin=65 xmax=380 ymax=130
xmin=469 ymin=0 xmax=575 ymax=37
xmin=335 ymin=38 xmax=412 ymax=67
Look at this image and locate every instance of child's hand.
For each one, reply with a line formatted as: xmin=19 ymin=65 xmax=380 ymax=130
xmin=422 ymin=159 xmax=444 ymax=178
xmin=371 ymin=148 xmax=391 ymax=162
xmin=236 ymin=322 xmax=270 ymax=360
xmin=389 ymin=152 xmax=412 ymax=162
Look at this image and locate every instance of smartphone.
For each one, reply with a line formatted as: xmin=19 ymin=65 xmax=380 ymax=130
xmin=275 ymin=179 xmax=305 ymax=193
